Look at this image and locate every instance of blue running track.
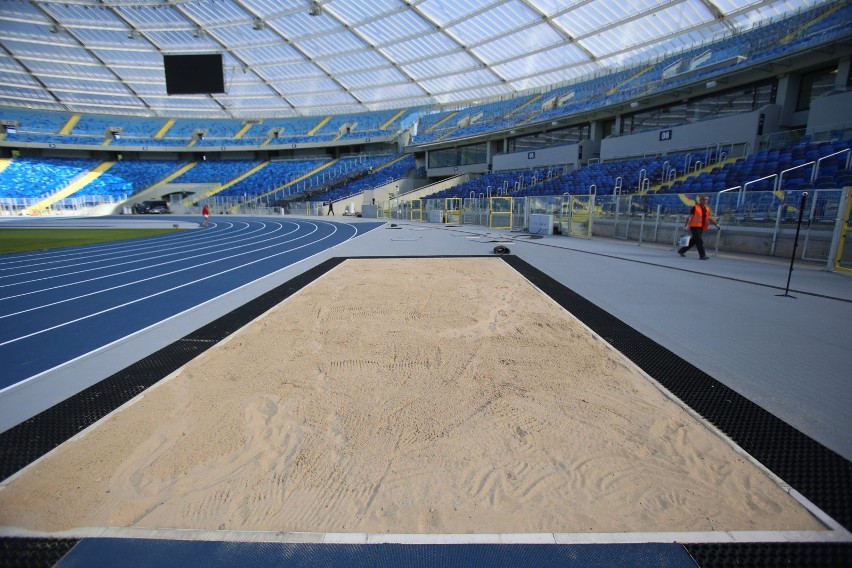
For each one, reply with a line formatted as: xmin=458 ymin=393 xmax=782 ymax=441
xmin=0 ymin=217 xmax=383 ymax=391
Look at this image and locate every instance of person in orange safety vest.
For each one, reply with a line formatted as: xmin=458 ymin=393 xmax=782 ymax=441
xmin=678 ymin=195 xmax=720 ymax=260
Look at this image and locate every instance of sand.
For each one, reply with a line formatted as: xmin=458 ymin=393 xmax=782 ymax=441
xmin=0 ymin=257 xmax=823 ymax=535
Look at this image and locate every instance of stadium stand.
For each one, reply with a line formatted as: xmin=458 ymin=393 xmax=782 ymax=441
xmin=309 ymin=154 xmax=417 ymax=203
xmin=76 ymin=159 xmax=186 ymax=199
xmin=0 ymin=156 xmax=99 ymax=200
xmin=217 ymin=158 xmax=332 ymax=199
xmin=0 ymin=0 xmax=847 ymax=221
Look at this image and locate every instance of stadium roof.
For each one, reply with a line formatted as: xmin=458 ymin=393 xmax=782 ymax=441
xmin=0 ymin=0 xmax=833 ymax=118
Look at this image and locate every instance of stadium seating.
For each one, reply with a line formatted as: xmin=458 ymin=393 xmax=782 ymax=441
xmin=0 ymin=156 xmax=99 ymax=200
xmin=309 ymin=154 xmax=416 ymax=203
xmin=218 ymin=158 xmax=331 ymax=198
xmin=76 ymin=159 xmax=186 ymax=198
xmin=0 ymin=1 xmax=849 ymax=217
xmin=171 ymin=159 xmax=264 ymax=185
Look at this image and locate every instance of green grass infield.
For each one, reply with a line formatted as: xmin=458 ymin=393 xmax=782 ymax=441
xmin=0 ymin=228 xmax=183 ymax=254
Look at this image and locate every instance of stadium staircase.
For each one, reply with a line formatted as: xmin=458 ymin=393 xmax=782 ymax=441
xmin=234 ymin=121 xmax=255 ymax=139
xmin=187 ymin=161 xmax=271 ymax=206
xmin=160 ymin=162 xmax=197 ymax=185
xmin=779 ymin=2 xmax=844 ymax=44
xmin=607 ymin=65 xmax=653 ymax=96
xmin=376 ymin=154 xmax=409 ymax=172
xmin=230 ymin=158 xmax=342 ymax=210
xmin=504 ymin=94 xmax=543 ymax=118
xmin=646 ymin=156 xmax=739 ymax=196
xmin=25 ymin=161 xmax=115 ymax=215
xmin=58 ymin=114 xmax=80 ymax=135
xmin=307 ymin=117 xmax=331 ymax=136
xmin=380 ymin=108 xmax=408 ymax=130
xmin=153 ymin=119 xmax=175 ymax=139
xmin=425 ymin=112 xmax=457 ymax=133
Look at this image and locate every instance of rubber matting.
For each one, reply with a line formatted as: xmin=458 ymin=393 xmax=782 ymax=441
xmin=1 ymin=255 xmax=850 ymax=567
xmin=52 ymin=540 xmax=697 ymax=568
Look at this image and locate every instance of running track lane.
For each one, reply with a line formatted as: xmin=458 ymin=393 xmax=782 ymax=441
xmin=0 ymin=218 xmax=384 ymax=390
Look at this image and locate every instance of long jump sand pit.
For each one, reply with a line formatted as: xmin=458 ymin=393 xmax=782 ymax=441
xmin=0 ymin=258 xmax=824 ymax=536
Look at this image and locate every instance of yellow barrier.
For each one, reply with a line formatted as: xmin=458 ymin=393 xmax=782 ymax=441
xmin=489 ymin=196 xmax=512 ymax=229
xmin=834 ymin=188 xmax=852 ymax=273
xmin=561 ymin=193 xmax=594 ymax=238
xmin=410 ymin=199 xmax=422 ymax=221
xmin=445 ymin=197 xmax=462 ymax=225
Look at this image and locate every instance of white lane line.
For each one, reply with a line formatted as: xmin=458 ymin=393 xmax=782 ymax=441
xmin=0 ymin=221 xmax=254 ymax=275
xmin=0 ymin=220 xmax=244 ymax=268
xmin=0 ymin=222 xmax=317 ymax=319
xmin=0 ymin=219 xmax=364 ymax=394
xmin=0 ymin=221 xmax=345 ymax=346
xmin=0 ymin=221 xmax=301 ymax=295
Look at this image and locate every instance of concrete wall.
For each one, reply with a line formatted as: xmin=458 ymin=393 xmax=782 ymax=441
xmin=426 ymin=163 xmax=489 ymax=177
xmin=807 ymin=90 xmax=852 ymax=136
xmin=600 ymin=106 xmax=781 ymax=160
xmin=491 ymin=141 xmax=590 ymax=171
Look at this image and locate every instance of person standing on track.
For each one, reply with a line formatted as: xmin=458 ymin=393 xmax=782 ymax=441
xmin=202 ymin=203 xmax=210 ymax=227
xmin=678 ymin=195 xmax=720 ymax=260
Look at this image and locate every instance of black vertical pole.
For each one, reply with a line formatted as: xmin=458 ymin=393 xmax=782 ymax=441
xmin=778 ymin=192 xmax=808 ymax=298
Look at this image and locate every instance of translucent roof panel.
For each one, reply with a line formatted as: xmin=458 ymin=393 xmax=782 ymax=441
xmin=357 ymin=11 xmax=436 ymax=46
xmin=444 ymin=1 xmax=542 ymax=46
xmin=0 ymin=0 xmax=837 ymax=118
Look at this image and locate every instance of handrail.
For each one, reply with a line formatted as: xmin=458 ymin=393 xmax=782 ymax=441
xmin=716 ymin=185 xmax=741 ymax=211
xmin=776 ymin=161 xmax=815 ymax=191
xmin=744 ymin=174 xmax=777 ymax=193
xmin=813 ymin=149 xmax=851 ymax=182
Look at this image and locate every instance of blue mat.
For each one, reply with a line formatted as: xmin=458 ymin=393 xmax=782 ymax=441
xmin=56 ymin=539 xmax=697 ymax=567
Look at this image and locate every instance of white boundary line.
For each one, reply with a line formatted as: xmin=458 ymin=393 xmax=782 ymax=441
xmin=0 ymin=526 xmax=848 ymax=545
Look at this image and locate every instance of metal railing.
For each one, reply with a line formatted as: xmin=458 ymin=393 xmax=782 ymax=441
xmin=410 ymin=188 xmax=850 ymax=267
